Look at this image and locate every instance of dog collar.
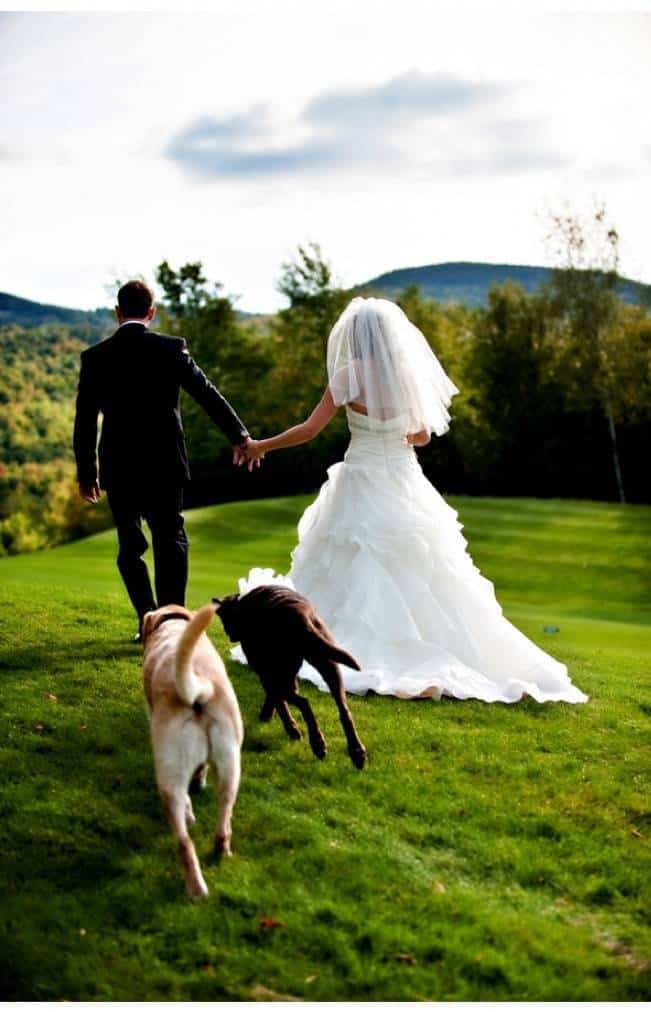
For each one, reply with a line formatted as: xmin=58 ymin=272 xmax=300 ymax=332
xmin=152 ymin=611 xmax=192 ymax=632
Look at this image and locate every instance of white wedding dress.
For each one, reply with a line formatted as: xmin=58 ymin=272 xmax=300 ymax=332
xmin=233 ymin=407 xmax=587 ymax=705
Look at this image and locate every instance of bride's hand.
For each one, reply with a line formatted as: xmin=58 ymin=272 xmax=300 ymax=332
xmin=243 ymin=439 xmax=266 ymax=471
xmin=406 ymin=429 xmax=431 ymax=447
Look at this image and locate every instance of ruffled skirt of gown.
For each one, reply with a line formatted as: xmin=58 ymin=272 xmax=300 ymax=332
xmin=232 ymin=412 xmax=587 ymax=704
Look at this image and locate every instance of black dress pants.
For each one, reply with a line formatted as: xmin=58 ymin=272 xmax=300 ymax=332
xmin=106 ymin=482 xmax=189 ymax=624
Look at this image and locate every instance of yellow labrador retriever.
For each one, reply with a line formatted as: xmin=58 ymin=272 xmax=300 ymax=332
xmin=142 ymin=602 xmax=243 ymax=899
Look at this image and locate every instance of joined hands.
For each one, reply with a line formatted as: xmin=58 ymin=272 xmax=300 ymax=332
xmin=233 ymin=437 xmax=266 ymax=472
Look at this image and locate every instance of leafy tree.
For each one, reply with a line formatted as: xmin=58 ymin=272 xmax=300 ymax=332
xmin=545 ymin=203 xmax=627 ymax=500
xmin=265 ymin=245 xmax=351 ymax=437
xmin=607 ymin=304 xmax=651 ymax=423
xmin=394 ymin=285 xmax=480 ymax=492
xmin=270 ymin=244 xmax=350 ymax=413
xmin=465 ymin=282 xmax=565 ymax=493
xmin=246 ymin=245 xmax=354 ymax=491
xmin=277 ymin=242 xmax=334 ymax=306
xmin=0 ymin=325 xmax=112 ymax=553
xmin=154 ymin=261 xmax=272 ymax=497
xmin=155 ymin=260 xmax=213 ymax=318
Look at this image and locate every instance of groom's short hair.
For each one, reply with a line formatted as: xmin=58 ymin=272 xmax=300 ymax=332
xmin=117 ymin=280 xmax=154 ymax=319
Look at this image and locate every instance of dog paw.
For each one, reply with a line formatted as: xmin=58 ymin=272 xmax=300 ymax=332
xmin=187 ymin=877 xmax=209 ymax=900
xmin=349 ymin=745 xmax=367 ymax=770
xmin=311 ymin=738 xmax=327 ymax=760
xmin=214 ymin=835 xmax=232 ymax=857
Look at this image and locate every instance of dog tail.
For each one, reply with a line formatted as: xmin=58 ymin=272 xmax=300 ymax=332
xmin=175 ymin=603 xmax=217 ymax=708
xmin=303 ymin=625 xmax=362 ymax=671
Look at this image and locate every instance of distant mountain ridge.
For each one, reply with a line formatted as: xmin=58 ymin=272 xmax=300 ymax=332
xmin=359 ymin=261 xmax=650 ymax=308
xmin=0 ymin=290 xmax=261 ymax=333
xmin=2 ymin=261 xmax=649 ymax=329
xmin=0 ymin=291 xmax=112 ymax=335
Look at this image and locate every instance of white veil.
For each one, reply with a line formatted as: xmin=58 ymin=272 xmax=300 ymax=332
xmin=327 ymin=296 xmax=459 ymax=436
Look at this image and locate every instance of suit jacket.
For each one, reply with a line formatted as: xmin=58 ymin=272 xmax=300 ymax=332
xmin=73 ymin=323 xmax=249 ymax=489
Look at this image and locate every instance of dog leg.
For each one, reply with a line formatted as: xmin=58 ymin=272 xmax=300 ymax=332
xmin=161 ymin=787 xmax=208 ymax=899
xmin=210 ymin=727 xmax=241 ymax=857
xmin=259 ymin=695 xmax=276 ymax=722
xmin=288 ymin=690 xmax=327 ymax=760
xmin=185 ymin=794 xmax=196 ymax=825
xmin=152 ymin=715 xmax=209 ymax=899
xmin=275 ymin=699 xmax=302 ymax=740
xmin=258 ymin=679 xmax=301 ymax=739
xmin=315 ymin=660 xmax=367 ymax=769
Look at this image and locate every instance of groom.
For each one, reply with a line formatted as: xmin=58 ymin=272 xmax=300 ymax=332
xmin=73 ymin=280 xmax=252 ymax=641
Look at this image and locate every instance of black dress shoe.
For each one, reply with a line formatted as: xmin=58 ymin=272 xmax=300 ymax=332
xmin=133 ymin=610 xmax=153 ymax=644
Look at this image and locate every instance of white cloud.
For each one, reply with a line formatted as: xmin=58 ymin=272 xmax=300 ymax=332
xmin=166 ymin=71 xmax=569 ymax=182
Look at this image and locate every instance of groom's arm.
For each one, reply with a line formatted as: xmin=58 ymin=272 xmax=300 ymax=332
xmin=73 ymin=351 xmax=101 ymax=493
xmin=177 ymin=340 xmax=249 ymax=446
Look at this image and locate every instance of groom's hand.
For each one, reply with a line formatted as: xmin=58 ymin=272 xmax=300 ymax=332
xmin=232 ymin=438 xmax=251 ymax=467
xmin=242 ymin=439 xmax=265 ymax=472
xmin=78 ymin=480 xmax=101 ymax=504
xmin=233 ymin=437 xmax=262 ymax=469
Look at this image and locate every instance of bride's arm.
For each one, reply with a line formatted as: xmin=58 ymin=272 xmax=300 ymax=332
xmin=242 ymin=387 xmax=338 ymax=469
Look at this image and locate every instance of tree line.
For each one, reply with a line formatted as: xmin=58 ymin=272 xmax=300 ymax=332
xmin=1 ymin=212 xmax=649 ymax=556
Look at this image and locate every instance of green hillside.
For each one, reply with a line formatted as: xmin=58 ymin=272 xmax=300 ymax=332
xmin=1 ymin=494 xmax=650 ymax=1000
xmin=0 ymin=291 xmax=112 ymax=337
xmin=0 ymin=289 xmax=265 ymax=333
xmin=359 ymin=261 xmax=651 ymax=308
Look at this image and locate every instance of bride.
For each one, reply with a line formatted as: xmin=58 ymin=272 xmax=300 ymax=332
xmin=235 ymin=296 xmax=587 ymax=705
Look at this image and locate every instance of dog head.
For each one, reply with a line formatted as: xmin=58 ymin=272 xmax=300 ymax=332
xmin=212 ymin=594 xmax=244 ymax=643
xmin=142 ymin=604 xmax=193 ymax=647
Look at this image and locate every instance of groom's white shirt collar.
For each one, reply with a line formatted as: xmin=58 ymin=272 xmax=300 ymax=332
xmin=116 ymin=318 xmax=149 ymax=329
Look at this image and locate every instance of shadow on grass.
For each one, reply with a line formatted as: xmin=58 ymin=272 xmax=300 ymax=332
xmin=0 ymin=639 xmax=140 ymax=676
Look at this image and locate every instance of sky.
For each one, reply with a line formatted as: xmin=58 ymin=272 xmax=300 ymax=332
xmin=1 ymin=5 xmax=650 ymax=312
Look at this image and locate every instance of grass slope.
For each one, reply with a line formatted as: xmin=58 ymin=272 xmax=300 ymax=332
xmin=0 ymin=494 xmax=649 ymax=1001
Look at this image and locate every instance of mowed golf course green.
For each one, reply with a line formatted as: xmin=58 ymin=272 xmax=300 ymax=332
xmin=0 ymin=494 xmax=649 ymax=1000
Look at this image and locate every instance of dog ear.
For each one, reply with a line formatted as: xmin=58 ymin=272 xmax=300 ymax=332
xmin=142 ymin=611 xmax=156 ymax=641
xmin=211 ymin=597 xmax=221 ymax=611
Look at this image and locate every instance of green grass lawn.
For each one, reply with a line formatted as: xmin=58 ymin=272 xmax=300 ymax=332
xmin=0 ymin=494 xmax=649 ymax=1000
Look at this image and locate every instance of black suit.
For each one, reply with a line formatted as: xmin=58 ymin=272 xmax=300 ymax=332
xmin=73 ymin=322 xmax=248 ymax=623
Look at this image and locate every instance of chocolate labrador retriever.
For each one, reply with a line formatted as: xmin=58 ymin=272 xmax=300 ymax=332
xmin=215 ymin=585 xmax=366 ymax=769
